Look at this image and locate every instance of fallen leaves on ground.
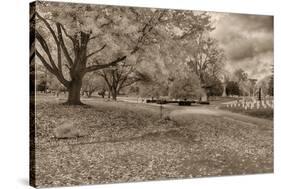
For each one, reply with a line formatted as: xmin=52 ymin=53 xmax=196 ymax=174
xmin=34 ymin=96 xmax=273 ymax=187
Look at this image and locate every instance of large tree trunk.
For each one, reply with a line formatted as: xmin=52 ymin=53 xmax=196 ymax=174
xmin=65 ymin=78 xmax=83 ymax=105
xmin=111 ymin=89 xmax=117 ymax=101
xmin=107 ymin=90 xmax=111 ymax=99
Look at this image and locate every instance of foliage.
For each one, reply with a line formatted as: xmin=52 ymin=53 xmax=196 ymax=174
xmin=268 ymin=65 xmax=274 ymax=96
xmin=205 ymin=75 xmax=223 ymax=96
xmin=98 ymin=56 xmax=147 ymax=100
xmin=128 ymin=85 xmax=140 ymax=94
xmin=34 ymin=1 xmax=222 ymax=104
xmin=139 ymin=81 xmax=168 ymax=99
xmin=169 ymin=73 xmax=201 ymax=99
xmin=47 ymin=74 xmax=67 ymax=92
xmin=226 ymin=81 xmax=240 ymax=96
xmin=256 ymin=75 xmax=271 ymax=97
xmin=232 ymin=68 xmax=248 ymax=82
xmin=137 ymin=66 xmax=169 ymax=98
xmin=231 ymin=68 xmax=251 ymax=96
xmin=185 ymin=36 xmax=225 ymax=86
xmin=36 ymin=80 xmax=47 ymax=92
xmin=82 ymin=73 xmax=105 ymax=97
xmin=268 ymin=76 xmax=273 ymax=96
xmin=35 ymin=1 xmax=166 ymax=104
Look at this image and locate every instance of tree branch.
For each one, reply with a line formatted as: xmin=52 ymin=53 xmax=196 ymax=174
xmin=85 ymin=55 xmax=127 ymax=73
xmin=36 ymin=50 xmax=69 ymax=88
xmin=129 ymin=10 xmax=162 ymax=55
xmin=56 ymin=23 xmax=74 ymax=66
xmin=57 ymin=23 xmax=76 ymax=43
xmin=100 ymin=19 xmax=113 ymax=28
xmin=30 ymin=51 xmax=35 ymax=63
xmin=35 ymin=50 xmax=56 ymax=75
xmin=56 ymin=25 xmax=62 ymax=72
xmin=36 ymin=12 xmax=59 ymax=45
xmin=65 ymin=64 xmax=71 ymax=71
xmin=100 ymin=70 xmax=112 ymax=89
xmin=86 ymin=44 xmax=106 ymax=59
xmin=35 ymin=13 xmax=69 ymax=88
xmin=89 ymin=34 xmax=102 ymax=41
xmin=35 ymin=31 xmax=58 ymax=72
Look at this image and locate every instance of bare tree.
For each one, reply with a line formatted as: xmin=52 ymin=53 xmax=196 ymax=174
xmin=81 ymin=73 xmax=105 ymax=98
xmin=98 ymin=59 xmax=146 ymax=100
xmin=186 ymin=37 xmax=224 ymax=83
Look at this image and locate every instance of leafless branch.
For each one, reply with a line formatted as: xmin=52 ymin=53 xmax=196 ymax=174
xmin=36 ymin=12 xmax=59 ymax=45
xmin=56 ymin=23 xmax=74 ymax=66
xmin=57 ymin=23 xmax=76 ymax=44
xmin=89 ymin=34 xmax=102 ymax=41
xmin=35 ymin=31 xmax=58 ymax=72
xmin=86 ymin=44 xmax=106 ymax=59
xmin=100 ymin=19 xmax=113 ymax=28
xmin=36 ymin=50 xmax=70 ymax=88
xmin=85 ymin=55 xmax=127 ymax=73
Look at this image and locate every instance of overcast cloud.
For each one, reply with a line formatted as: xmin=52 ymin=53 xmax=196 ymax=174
xmin=210 ymin=12 xmax=273 ymax=79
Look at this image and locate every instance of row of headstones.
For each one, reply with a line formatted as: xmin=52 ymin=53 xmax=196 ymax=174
xmin=226 ymin=100 xmax=273 ymax=110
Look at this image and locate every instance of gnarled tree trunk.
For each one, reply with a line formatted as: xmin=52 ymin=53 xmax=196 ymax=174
xmin=35 ymin=13 xmax=131 ymax=106
xmin=66 ymin=77 xmax=83 ymax=105
xmin=111 ymin=88 xmax=117 ymax=101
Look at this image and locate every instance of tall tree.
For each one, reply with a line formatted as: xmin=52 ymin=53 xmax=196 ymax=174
xmin=185 ymin=37 xmax=225 ymax=84
xmin=34 ymin=2 xmax=165 ymax=105
xmin=168 ymin=12 xmax=226 ymax=100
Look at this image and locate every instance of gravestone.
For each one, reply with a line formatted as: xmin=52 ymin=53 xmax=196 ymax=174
xmin=221 ymin=75 xmax=227 ymax=97
xmin=201 ymin=89 xmax=208 ymax=102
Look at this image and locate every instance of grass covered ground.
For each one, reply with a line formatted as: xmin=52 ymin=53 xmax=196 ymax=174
xmin=218 ymin=98 xmax=274 ymax=120
xmin=219 ymin=106 xmax=273 ymax=120
xmin=34 ymin=95 xmax=273 ymax=187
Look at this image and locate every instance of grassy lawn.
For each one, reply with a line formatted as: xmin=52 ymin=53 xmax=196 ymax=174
xmin=208 ymin=96 xmax=241 ymax=105
xmin=219 ymin=106 xmax=273 ymax=120
xmin=34 ymin=95 xmax=273 ymax=187
xmin=218 ymin=98 xmax=273 ymax=120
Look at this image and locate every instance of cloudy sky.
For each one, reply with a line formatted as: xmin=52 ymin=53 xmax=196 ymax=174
xmin=210 ymin=12 xmax=273 ymax=80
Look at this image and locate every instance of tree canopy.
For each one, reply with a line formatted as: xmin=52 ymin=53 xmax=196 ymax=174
xmin=33 ymin=1 xmax=226 ymax=103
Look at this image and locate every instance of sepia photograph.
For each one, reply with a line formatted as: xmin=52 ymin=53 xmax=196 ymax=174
xmin=30 ymin=1 xmax=273 ymax=187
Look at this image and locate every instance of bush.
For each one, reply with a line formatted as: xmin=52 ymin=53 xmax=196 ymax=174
xmin=169 ymin=73 xmax=201 ymax=100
